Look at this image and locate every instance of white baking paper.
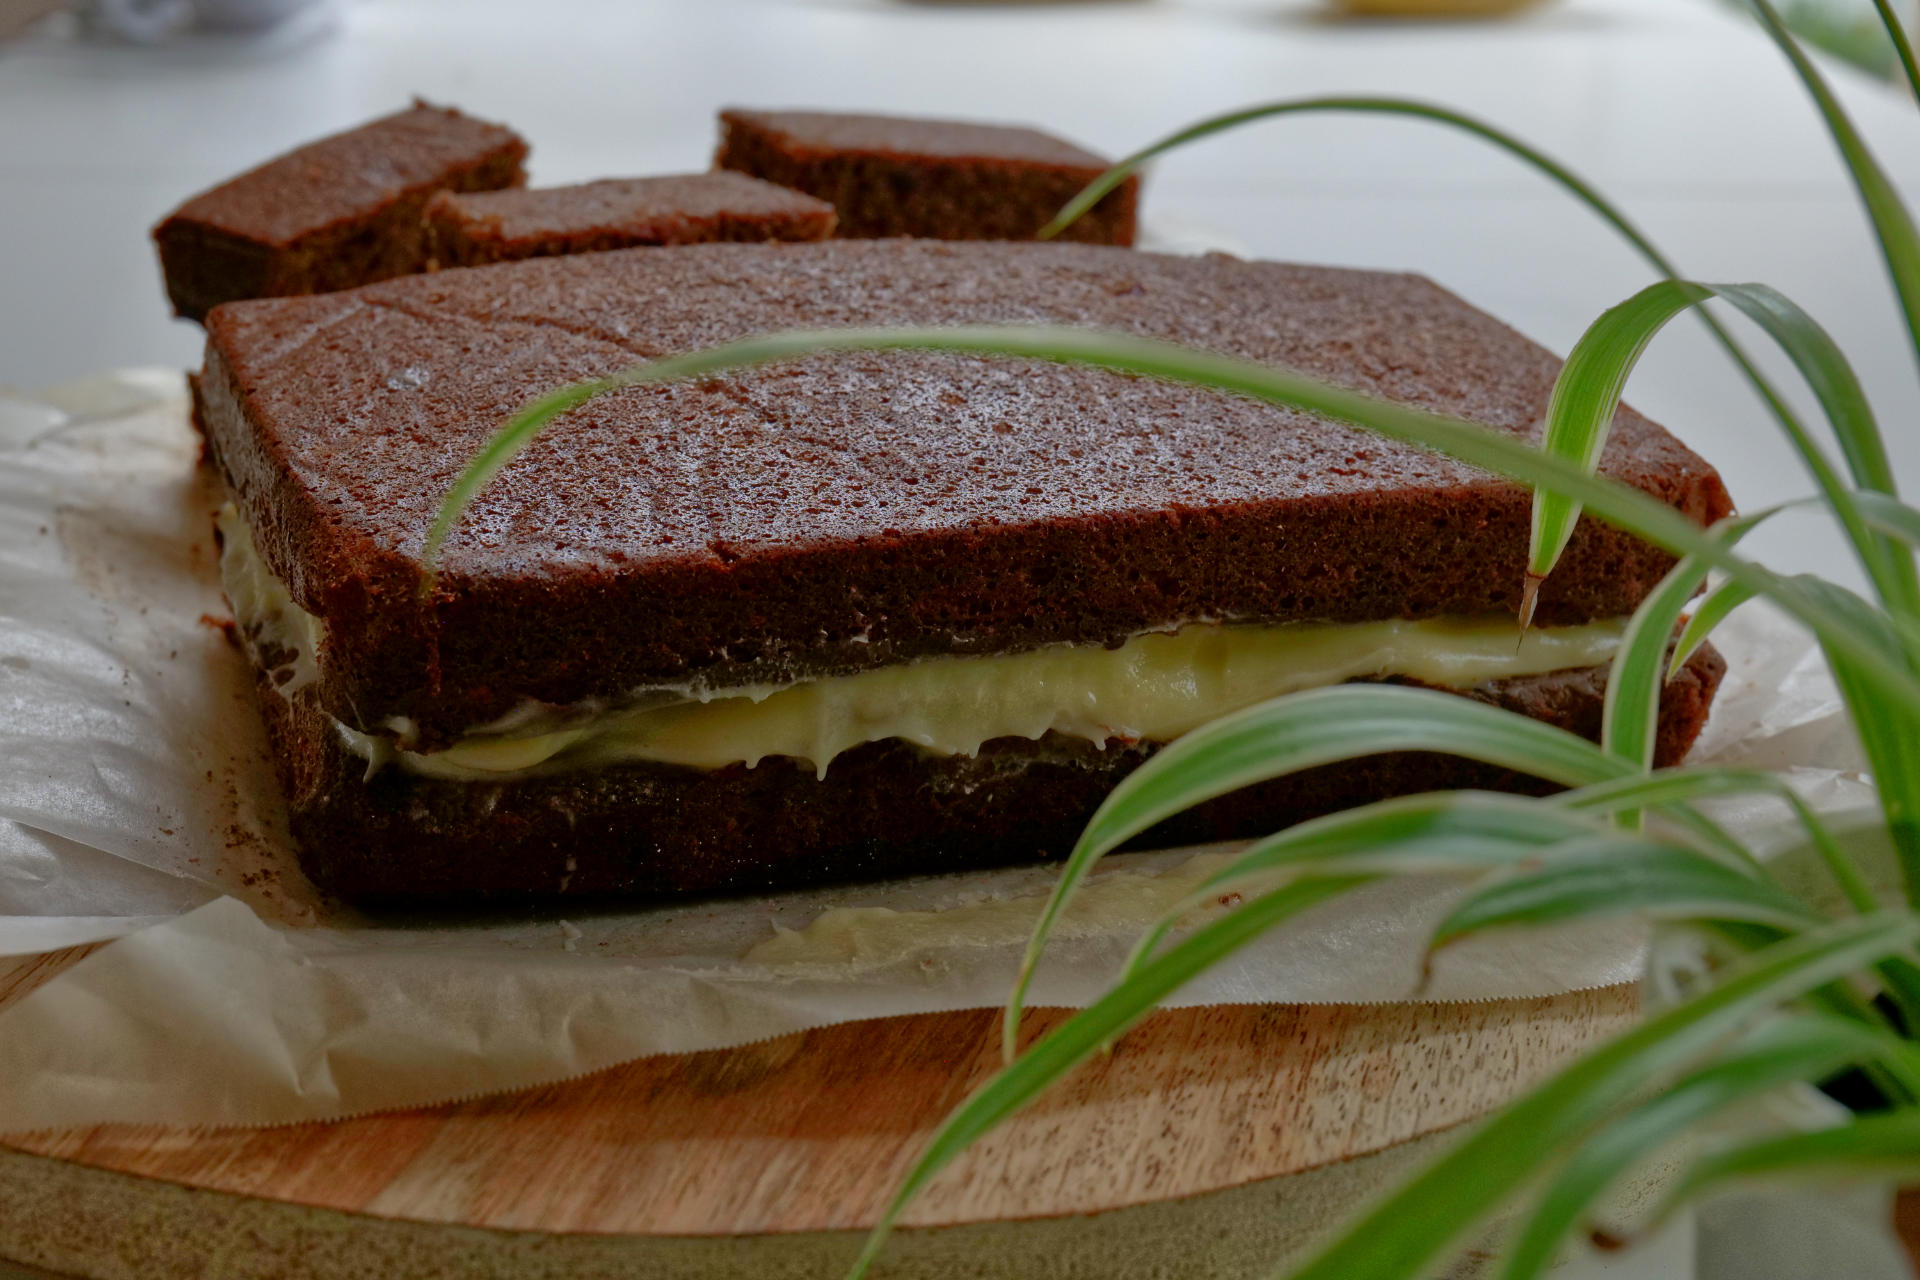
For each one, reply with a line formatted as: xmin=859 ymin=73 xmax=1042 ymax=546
xmin=0 ymin=372 xmax=1875 ymax=1130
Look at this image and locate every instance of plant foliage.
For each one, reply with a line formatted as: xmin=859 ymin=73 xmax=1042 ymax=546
xmin=430 ymin=2 xmax=1920 ymax=1274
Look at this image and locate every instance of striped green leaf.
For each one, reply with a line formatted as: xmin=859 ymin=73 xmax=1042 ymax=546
xmin=1670 ymin=579 xmax=1757 ymax=680
xmin=841 ymin=875 xmax=1367 ymax=1280
xmin=1275 ymin=912 xmax=1920 ymax=1280
xmin=1526 ymin=281 xmax=1907 ymax=618
xmin=1429 ymin=844 xmax=1820 ymax=950
xmin=1652 ymin=1109 xmax=1920 ymax=1229
xmin=1872 ymin=0 xmax=1920 ymax=100
xmin=428 ymin=327 xmax=1920 ymax=728
xmin=1750 ymin=0 xmax=1920 ymax=385
xmin=1499 ymin=1013 xmax=1920 ymax=1280
xmin=1038 ymin=95 xmax=1868 ymax=580
xmin=1113 ymin=792 xmax=1627 ymax=987
xmin=1002 ymin=684 xmax=1636 ymax=1060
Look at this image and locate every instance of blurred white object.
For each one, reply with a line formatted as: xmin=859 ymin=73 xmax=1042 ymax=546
xmin=81 ymin=0 xmax=328 ymax=42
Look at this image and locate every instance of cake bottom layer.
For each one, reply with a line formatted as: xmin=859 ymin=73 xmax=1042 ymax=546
xmin=261 ymin=647 xmax=1725 ymax=905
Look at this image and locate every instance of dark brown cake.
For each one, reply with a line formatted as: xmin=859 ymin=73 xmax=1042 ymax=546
xmin=153 ymin=101 xmax=528 ymax=322
xmin=198 ymin=239 xmax=1731 ymax=746
xmin=262 ymin=648 xmax=1726 ymax=903
xmin=423 ymin=172 xmax=837 ymax=267
xmin=196 ymin=238 xmax=1734 ymax=904
xmin=714 ymin=109 xmax=1138 ymax=244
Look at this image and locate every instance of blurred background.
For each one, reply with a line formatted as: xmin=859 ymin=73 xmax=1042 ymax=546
xmin=1 ymin=0 xmax=1916 ymax=592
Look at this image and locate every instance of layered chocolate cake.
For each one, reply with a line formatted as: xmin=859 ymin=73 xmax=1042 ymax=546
xmin=154 ymin=101 xmax=528 ymax=322
xmin=715 ymin=109 xmax=1139 ymax=244
xmin=424 ymin=172 xmax=837 ymax=267
xmin=194 ymin=239 xmax=1731 ymax=903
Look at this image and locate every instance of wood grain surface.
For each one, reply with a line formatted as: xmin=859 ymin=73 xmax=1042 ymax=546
xmin=0 ymin=946 xmax=1639 ymax=1280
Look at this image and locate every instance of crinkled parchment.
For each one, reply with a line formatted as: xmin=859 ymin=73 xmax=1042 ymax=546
xmin=0 ymin=372 xmax=1875 ymax=1130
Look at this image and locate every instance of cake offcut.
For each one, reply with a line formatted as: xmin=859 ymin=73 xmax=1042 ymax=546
xmin=714 ymin=108 xmax=1138 ymax=244
xmin=424 ymin=171 xmax=837 ymax=267
xmin=153 ymin=101 xmax=528 ymax=321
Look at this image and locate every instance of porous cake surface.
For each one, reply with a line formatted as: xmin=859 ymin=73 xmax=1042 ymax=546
xmin=714 ymin=109 xmax=1138 ymax=244
xmin=154 ymin=102 xmax=529 ymax=320
xmin=424 ymin=172 xmax=836 ymax=264
xmin=167 ymin=103 xmax=526 ymax=247
xmin=198 ymin=239 xmax=1731 ymax=742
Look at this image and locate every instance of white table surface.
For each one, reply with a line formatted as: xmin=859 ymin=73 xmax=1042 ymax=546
xmin=1 ymin=0 xmax=1916 ymax=588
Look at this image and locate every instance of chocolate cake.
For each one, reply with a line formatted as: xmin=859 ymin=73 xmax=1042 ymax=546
xmin=714 ymin=109 xmax=1138 ymax=244
xmin=424 ymin=172 xmax=837 ymax=267
xmin=195 ymin=239 xmax=1733 ymax=903
xmin=153 ymin=102 xmax=528 ymax=322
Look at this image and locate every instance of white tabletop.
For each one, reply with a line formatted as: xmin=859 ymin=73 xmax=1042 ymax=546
xmin=1 ymin=0 xmax=1915 ymax=585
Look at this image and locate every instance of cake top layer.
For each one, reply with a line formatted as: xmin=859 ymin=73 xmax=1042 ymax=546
xmin=718 ymin=109 xmax=1111 ymax=169
xmin=426 ymin=171 xmax=835 ymax=241
xmin=163 ymin=102 xmax=527 ymax=247
xmin=199 ymin=239 xmax=1730 ymax=739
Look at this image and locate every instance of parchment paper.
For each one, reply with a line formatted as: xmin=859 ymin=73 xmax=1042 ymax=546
xmin=0 ymin=371 xmax=1875 ymax=1130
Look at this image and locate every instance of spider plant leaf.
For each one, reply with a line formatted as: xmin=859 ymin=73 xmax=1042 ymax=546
xmin=1274 ymin=911 xmax=1920 ymax=1280
xmin=1749 ymin=0 xmax=1920 ymax=383
xmin=1114 ymin=792 xmax=1621 ymax=986
xmin=1429 ymin=843 xmax=1820 ymax=951
xmin=1859 ymin=489 xmax=1920 ymax=547
xmin=1787 ymin=574 xmax=1920 ymax=897
xmin=840 ymin=875 xmax=1366 ymax=1280
xmin=1647 ymin=1109 xmax=1920 ymax=1234
xmin=427 ymin=326 xmax=1920 ymax=728
xmin=1670 ymin=579 xmax=1757 ymax=680
xmin=1871 ymin=0 xmax=1920 ymax=101
xmin=1527 ymin=281 xmax=1905 ymax=617
xmin=1499 ymin=1012 xmax=1920 ymax=1280
xmin=1004 ymin=684 xmax=1636 ymax=1060
xmin=1039 ymin=96 xmax=1863 ymax=593
xmin=1529 ymin=281 xmax=1710 ymax=581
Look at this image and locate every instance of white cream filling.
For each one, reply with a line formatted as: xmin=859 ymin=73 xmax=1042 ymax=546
xmin=218 ymin=503 xmax=1626 ymax=781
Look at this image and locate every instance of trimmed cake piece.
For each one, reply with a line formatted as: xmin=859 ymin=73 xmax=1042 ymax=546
xmin=423 ymin=172 xmax=837 ymax=267
xmin=153 ymin=101 xmax=528 ymax=321
xmin=714 ymin=108 xmax=1138 ymax=244
xmin=195 ymin=239 xmax=1732 ymax=903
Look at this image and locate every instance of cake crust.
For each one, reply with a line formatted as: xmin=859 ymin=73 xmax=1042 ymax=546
xmin=263 ymin=646 xmax=1727 ymax=904
xmin=154 ymin=102 xmax=528 ymax=321
xmin=197 ymin=240 xmax=1733 ymax=746
xmin=714 ymin=108 xmax=1138 ymax=244
xmin=423 ymin=172 xmax=837 ymax=267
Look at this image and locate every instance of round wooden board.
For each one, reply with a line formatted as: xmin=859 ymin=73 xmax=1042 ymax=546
xmin=0 ymin=949 xmax=1636 ymax=1280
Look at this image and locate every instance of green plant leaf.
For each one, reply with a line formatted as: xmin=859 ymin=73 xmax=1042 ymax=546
xmin=1872 ymin=0 xmax=1920 ymax=100
xmin=1526 ymin=280 xmax=1908 ymax=618
xmin=1499 ymin=1012 xmax=1920 ymax=1280
xmin=1602 ymin=514 xmax=1760 ymax=777
xmin=1529 ymin=282 xmax=1715 ymax=585
xmin=1670 ymin=579 xmax=1756 ymax=680
xmin=1750 ymin=0 xmax=1920 ymax=386
xmin=1649 ymin=1109 xmax=1920 ymax=1232
xmin=1038 ymin=96 xmax=1873 ymax=589
xmin=426 ymin=326 xmax=1920 ymax=727
xmin=1788 ymin=574 xmax=1920 ymax=902
xmin=1004 ymin=684 xmax=1638 ymax=1060
xmin=840 ymin=875 xmax=1366 ymax=1280
xmin=1273 ymin=912 xmax=1920 ymax=1280
xmin=1429 ymin=843 xmax=1819 ymax=951
xmin=1113 ymin=792 xmax=1625 ymax=987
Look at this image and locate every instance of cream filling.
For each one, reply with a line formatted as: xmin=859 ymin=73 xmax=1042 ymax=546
xmin=218 ymin=503 xmax=1627 ymax=781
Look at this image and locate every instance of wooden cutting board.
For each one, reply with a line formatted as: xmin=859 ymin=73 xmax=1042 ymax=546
xmin=0 ymin=945 xmax=1634 ymax=1279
